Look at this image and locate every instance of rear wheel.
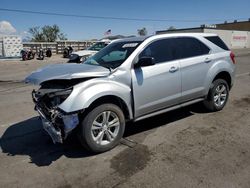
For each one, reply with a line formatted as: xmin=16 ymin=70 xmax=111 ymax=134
xmin=203 ymin=79 xmax=229 ymax=111
xmin=78 ymin=103 xmax=125 ymax=153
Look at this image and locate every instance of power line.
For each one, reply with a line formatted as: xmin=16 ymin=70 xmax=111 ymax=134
xmin=0 ymin=8 xmax=248 ymax=23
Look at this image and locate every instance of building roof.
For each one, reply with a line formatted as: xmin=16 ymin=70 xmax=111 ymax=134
xmin=216 ymin=20 xmax=250 ymax=31
xmin=156 ymin=20 xmax=250 ymax=34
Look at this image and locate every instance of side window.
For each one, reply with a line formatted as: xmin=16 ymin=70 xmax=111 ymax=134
xmin=205 ymin=36 xmax=229 ymax=50
xmin=89 ymin=42 xmax=106 ymax=51
xmin=175 ymin=37 xmax=210 ymax=59
xmin=199 ymin=41 xmax=211 ymax=54
xmin=94 ymin=43 xmax=105 ymax=51
xmin=139 ymin=38 xmax=176 ymax=64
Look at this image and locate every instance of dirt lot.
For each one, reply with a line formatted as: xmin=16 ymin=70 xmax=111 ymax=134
xmin=0 ymin=51 xmax=250 ymax=188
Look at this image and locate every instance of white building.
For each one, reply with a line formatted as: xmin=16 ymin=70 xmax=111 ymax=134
xmin=156 ymin=24 xmax=250 ymax=49
xmin=0 ymin=35 xmax=23 ymax=58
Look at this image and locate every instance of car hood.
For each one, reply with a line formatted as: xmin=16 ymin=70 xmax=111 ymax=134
xmin=25 ymin=63 xmax=110 ymax=85
xmin=72 ymin=50 xmax=97 ymax=57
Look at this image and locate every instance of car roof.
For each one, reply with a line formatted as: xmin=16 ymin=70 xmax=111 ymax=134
xmin=112 ymin=36 xmax=148 ymax=43
xmin=114 ymin=33 xmax=217 ymax=43
xmin=156 ymin=33 xmax=218 ymax=37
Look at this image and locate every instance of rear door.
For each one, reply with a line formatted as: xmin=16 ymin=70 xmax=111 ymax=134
xmin=175 ymin=37 xmax=212 ymax=102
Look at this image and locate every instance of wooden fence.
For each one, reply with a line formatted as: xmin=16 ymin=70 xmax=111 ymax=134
xmin=23 ymin=40 xmax=97 ymax=54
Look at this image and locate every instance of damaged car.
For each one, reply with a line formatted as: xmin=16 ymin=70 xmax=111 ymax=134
xmin=26 ymin=33 xmax=235 ymax=153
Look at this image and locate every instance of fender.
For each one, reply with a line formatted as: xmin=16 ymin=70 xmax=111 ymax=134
xmin=203 ymin=57 xmax=235 ymax=96
xmin=58 ymin=78 xmax=133 ymax=118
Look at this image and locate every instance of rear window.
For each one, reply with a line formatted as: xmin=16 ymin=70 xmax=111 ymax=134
xmin=175 ymin=37 xmax=210 ymax=59
xmin=205 ymin=36 xmax=229 ymax=50
xmin=139 ymin=37 xmax=211 ymax=63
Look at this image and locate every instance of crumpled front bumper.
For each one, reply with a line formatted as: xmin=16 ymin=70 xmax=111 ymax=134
xmin=32 ymin=90 xmax=79 ymax=144
xmin=36 ymin=106 xmax=63 ymax=143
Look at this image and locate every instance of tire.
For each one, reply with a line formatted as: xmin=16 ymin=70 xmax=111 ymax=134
xmin=78 ymin=103 xmax=125 ymax=153
xmin=203 ymin=79 xmax=229 ymax=112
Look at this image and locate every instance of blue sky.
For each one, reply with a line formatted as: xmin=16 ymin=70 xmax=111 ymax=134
xmin=0 ymin=0 xmax=249 ymax=40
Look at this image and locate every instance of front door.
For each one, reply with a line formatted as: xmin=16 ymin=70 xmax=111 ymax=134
xmin=131 ymin=38 xmax=181 ymax=118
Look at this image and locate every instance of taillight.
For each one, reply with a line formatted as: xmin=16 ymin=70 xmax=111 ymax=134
xmin=230 ymin=51 xmax=236 ymax=64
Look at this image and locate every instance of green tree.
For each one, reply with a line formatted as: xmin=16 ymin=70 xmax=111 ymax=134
xmin=137 ymin=27 xmax=147 ymax=36
xmin=57 ymin=32 xmax=67 ymax=41
xmin=29 ymin=27 xmax=45 ymax=42
xmin=29 ymin=24 xmax=67 ymax=42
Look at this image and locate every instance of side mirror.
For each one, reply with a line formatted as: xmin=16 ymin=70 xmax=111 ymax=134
xmin=135 ymin=57 xmax=155 ymax=67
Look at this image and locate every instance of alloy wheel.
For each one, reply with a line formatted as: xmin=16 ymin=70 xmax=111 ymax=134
xmin=214 ymin=84 xmax=228 ymax=107
xmin=91 ymin=111 xmax=120 ymax=146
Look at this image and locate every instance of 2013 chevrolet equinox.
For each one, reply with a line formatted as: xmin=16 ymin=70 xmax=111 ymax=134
xmin=25 ymin=33 xmax=236 ymax=152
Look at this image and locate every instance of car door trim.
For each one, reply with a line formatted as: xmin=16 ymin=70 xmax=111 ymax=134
xmin=133 ymin=98 xmax=204 ymax=122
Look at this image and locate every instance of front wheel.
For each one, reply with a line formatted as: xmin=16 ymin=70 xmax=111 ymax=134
xmin=78 ymin=103 xmax=125 ymax=153
xmin=203 ymin=79 xmax=229 ymax=112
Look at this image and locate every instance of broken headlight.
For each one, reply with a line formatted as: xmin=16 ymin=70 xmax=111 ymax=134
xmin=33 ymin=87 xmax=73 ymax=111
xmin=47 ymin=88 xmax=73 ymax=107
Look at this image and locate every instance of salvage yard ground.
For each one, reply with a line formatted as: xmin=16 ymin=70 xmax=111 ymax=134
xmin=0 ymin=50 xmax=250 ymax=188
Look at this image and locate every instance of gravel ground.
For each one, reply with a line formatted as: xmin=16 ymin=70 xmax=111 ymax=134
xmin=0 ymin=51 xmax=250 ymax=188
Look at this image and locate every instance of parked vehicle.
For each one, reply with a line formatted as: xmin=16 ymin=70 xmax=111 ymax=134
xmin=46 ymin=48 xmax=52 ymax=57
xmin=68 ymin=40 xmax=111 ymax=63
xmin=37 ymin=48 xmax=45 ymax=60
xmin=63 ymin=46 xmax=73 ymax=58
xmin=20 ymin=50 xmax=27 ymax=61
xmin=20 ymin=49 xmax=35 ymax=61
xmin=25 ymin=33 xmax=236 ymax=153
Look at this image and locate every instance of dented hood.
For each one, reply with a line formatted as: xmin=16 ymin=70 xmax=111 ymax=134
xmin=25 ymin=63 xmax=110 ymax=85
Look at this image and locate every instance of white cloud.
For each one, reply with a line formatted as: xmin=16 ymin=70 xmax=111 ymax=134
xmin=0 ymin=21 xmax=17 ymax=34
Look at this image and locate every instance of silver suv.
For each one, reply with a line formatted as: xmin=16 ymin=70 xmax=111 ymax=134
xmin=26 ymin=33 xmax=236 ymax=152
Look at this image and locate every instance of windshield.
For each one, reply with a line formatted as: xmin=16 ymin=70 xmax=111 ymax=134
xmin=84 ymin=41 xmax=141 ymax=69
xmin=87 ymin=42 xmax=108 ymax=51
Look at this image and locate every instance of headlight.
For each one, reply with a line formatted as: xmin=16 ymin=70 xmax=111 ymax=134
xmin=68 ymin=54 xmax=79 ymax=62
xmin=51 ymin=88 xmax=72 ymax=97
xmin=47 ymin=88 xmax=73 ymax=107
xmin=80 ymin=55 xmax=91 ymax=62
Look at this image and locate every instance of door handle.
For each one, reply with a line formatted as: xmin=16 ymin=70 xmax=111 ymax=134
xmin=205 ymin=58 xmax=212 ymax=63
xmin=169 ymin=66 xmax=179 ymax=73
